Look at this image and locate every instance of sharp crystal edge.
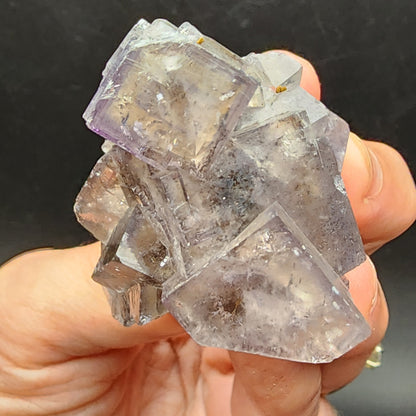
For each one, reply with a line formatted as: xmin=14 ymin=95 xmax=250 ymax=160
xmin=74 ymin=18 xmax=370 ymax=363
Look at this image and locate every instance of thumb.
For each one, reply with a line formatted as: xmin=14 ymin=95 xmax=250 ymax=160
xmin=0 ymin=244 xmax=184 ymax=364
xmin=230 ymin=352 xmax=324 ymax=416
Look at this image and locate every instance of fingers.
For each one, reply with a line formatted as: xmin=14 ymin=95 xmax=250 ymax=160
xmin=230 ymin=352 xmax=321 ymax=416
xmin=318 ymin=399 xmax=338 ymax=416
xmin=342 ymin=134 xmax=416 ymax=253
xmin=321 ymin=257 xmax=388 ymax=393
xmin=232 ymin=51 xmax=396 ymax=415
xmin=229 ymin=256 xmax=389 ymax=415
xmin=0 ymin=244 xmax=185 ymax=364
xmin=271 ymin=52 xmax=410 ymax=393
xmin=200 ymin=347 xmax=234 ymax=415
xmin=276 ymin=50 xmax=416 ymax=252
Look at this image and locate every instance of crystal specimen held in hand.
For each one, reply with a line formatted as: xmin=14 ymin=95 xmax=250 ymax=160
xmin=75 ymin=18 xmax=370 ymax=363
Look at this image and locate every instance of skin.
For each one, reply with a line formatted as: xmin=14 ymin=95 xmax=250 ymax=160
xmin=0 ymin=52 xmax=415 ymax=416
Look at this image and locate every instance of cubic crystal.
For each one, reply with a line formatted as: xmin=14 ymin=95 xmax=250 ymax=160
xmin=75 ymin=18 xmax=370 ymax=363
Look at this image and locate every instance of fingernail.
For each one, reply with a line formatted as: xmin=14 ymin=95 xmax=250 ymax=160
xmin=349 ymin=134 xmax=383 ymax=199
xmin=366 ymin=148 xmax=384 ymax=199
xmin=367 ymin=256 xmax=379 ymax=316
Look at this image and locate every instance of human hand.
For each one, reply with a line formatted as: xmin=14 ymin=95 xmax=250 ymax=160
xmin=0 ymin=53 xmax=414 ymax=416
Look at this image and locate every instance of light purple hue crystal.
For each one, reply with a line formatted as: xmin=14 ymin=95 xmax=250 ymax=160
xmin=83 ymin=19 xmax=257 ymax=171
xmin=163 ymin=201 xmax=366 ymax=362
xmin=74 ymin=19 xmax=370 ymax=363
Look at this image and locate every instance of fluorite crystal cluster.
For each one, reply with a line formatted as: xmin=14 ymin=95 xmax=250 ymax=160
xmin=74 ymin=19 xmax=370 ymax=363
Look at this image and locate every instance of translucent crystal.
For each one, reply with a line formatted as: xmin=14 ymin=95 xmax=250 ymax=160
xmin=226 ymin=112 xmax=365 ymax=275
xmin=74 ymin=149 xmax=133 ymax=244
xmin=255 ymin=51 xmax=302 ymax=87
xmin=92 ymin=206 xmax=168 ymax=325
xmin=75 ymin=19 xmax=370 ymax=363
xmin=236 ymin=53 xmax=349 ymax=171
xmin=83 ymin=19 xmax=257 ymax=171
xmin=163 ymin=202 xmax=366 ymax=362
xmin=106 ymin=284 xmax=166 ymax=326
xmin=92 ymin=205 xmax=172 ymax=291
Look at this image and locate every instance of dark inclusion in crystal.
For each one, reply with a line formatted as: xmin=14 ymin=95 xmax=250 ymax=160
xmin=74 ymin=18 xmax=370 ymax=363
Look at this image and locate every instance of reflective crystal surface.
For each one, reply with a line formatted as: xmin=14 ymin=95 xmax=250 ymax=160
xmin=164 ymin=202 xmax=366 ymax=362
xmin=74 ymin=18 xmax=370 ymax=363
xmin=83 ymin=19 xmax=257 ymax=171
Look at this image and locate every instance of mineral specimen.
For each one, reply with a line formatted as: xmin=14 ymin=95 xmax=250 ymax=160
xmin=74 ymin=18 xmax=370 ymax=363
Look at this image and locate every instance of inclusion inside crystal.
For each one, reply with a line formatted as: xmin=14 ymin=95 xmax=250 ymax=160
xmin=74 ymin=18 xmax=370 ymax=363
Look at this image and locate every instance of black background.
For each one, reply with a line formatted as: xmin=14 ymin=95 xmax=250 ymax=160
xmin=1 ymin=1 xmax=415 ymax=414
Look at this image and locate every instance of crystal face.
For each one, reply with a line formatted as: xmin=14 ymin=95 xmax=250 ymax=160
xmin=74 ymin=18 xmax=370 ymax=363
